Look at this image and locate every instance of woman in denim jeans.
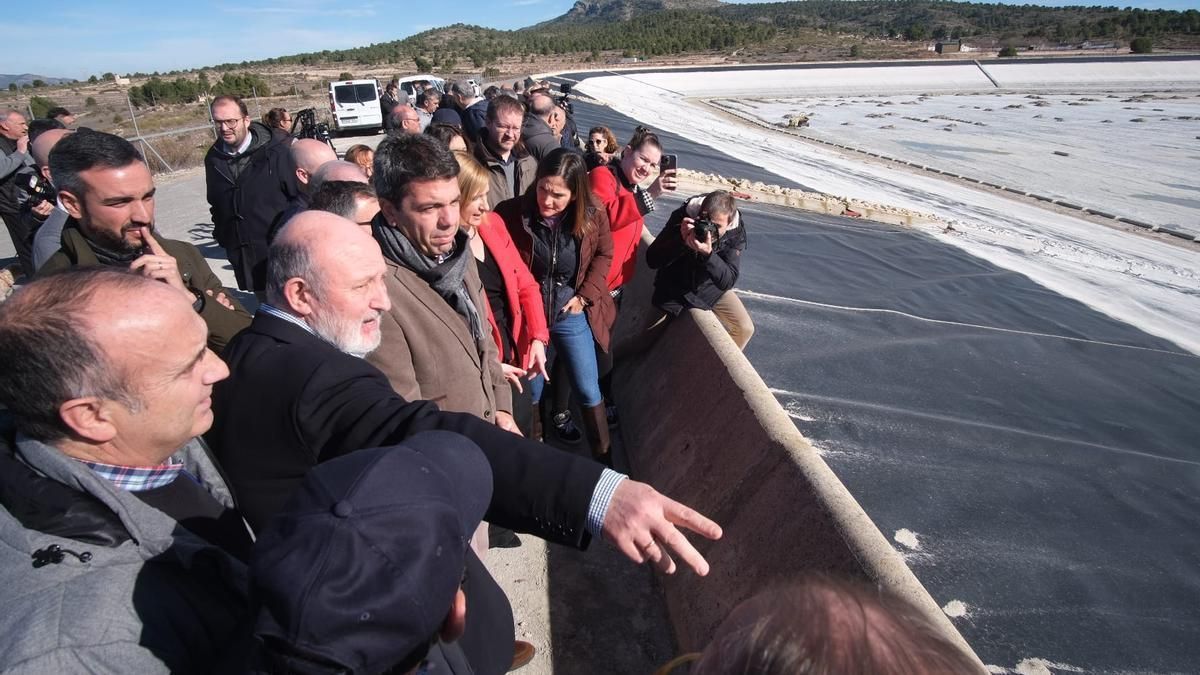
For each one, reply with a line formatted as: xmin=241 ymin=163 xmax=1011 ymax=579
xmin=494 ymin=148 xmax=616 ymax=464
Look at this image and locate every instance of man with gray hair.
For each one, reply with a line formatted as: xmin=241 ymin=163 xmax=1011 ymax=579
xmin=417 ymin=89 xmax=441 ymax=131
xmin=209 ymin=209 xmax=723 ymax=674
xmin=449 ymin=79 xmax=488 ymax=141
xmin=1 ymin=109 xmax=35 ymax=274
xmin=522 ymin=92 xmax=566 ymax=163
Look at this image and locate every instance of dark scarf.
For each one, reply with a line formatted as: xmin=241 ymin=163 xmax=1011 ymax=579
xmin=67 ymin=220 xmax=143 ymax=266
xmin=608 ymin=161 xmax=654 ymax=216
xmin=373 ymin=222 xmax=484 ymax=340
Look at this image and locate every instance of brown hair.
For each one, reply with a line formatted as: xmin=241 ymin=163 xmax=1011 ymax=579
xmin=588 ymin=126 xmax=618 ymax=154
xmin=425 ymin=123 xmax=473 ymax=154
xmin=486 ymin=94 xmax=525 ymax=123
xmin=263 ymin=107 xmax=290 ymax=130
xmin=625 ymin=125 xmax=663 ymax=154
xmin=692 ymin=575 xmax=980 ymax=675
xmin=535 ymin=148 xmax=597 ymax=241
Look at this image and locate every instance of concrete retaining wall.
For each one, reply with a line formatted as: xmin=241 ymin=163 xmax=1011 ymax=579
xmin=610 ymin=231 xmax=986 ymax=671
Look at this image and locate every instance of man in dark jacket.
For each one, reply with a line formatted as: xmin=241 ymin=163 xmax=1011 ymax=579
xmin=474 ymin=95 xmax=536 ymax=216
xmin=645 ymin=190 xmax=754 ymax=349
xmin=0 ymin=109 xmax=37 ymax=275
xmin=208 ymin=210 xmax=722 ymax=674
xmin=204 ymin=95 xmax=299 ymax=295
xmin=39 ymin=130 xmax=251 ymax=353
xmin=522 ymin=93 xmax=564 ymax=164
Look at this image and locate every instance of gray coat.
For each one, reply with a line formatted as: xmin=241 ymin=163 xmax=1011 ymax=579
xmin=0 ymin=435 xmax=250 ymax=674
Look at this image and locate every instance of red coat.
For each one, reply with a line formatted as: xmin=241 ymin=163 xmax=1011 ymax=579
xmin=589 ymin=166 xmax=644 ymax=291
xmin=477 ymin=211 xmax=550 ymax=367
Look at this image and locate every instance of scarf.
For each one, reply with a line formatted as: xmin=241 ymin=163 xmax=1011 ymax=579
xmin=67 ymin=221 xmax=144 ymax=266
xmin=373 ymin=222 xmax=484 ymax=341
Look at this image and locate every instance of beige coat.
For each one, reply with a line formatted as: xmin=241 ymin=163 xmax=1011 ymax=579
xmin=367 ymin=256 xmax=513 ymax=422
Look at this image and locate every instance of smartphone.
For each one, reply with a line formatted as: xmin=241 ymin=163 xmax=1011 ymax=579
xmin=661 ymin=154 xmax=678 ymax=173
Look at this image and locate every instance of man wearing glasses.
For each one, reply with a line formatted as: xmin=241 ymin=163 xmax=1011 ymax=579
xmin=472 ymin=95 xmax=536 ymax=211
xmin=204 ymin=95 xmax=299 ymax=298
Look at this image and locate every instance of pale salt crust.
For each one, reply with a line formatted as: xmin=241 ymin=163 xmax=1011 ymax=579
xmin=575 ymin=62 xmax=1200 ymax=355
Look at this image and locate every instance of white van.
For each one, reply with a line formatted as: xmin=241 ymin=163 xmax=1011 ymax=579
xmin=395 ymin=74 xmax=447 ymax=98
xmin=328 ymin=79 xmax=383 ymax=133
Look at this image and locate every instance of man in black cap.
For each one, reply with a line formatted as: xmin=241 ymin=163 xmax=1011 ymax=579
xmin=251 ymin=432 xmax=493 ymax=674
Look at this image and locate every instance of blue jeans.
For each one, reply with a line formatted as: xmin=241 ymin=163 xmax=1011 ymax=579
xmin=530 ymin=310 xmax=603 ymax=407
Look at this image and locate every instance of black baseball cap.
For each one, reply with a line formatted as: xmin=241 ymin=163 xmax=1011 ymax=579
xmin=250 ymin=431 xmax=493 ymax=674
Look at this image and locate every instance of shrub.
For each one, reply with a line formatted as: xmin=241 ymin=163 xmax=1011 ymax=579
xmin=999 ymin=45 xmax=1019 ymax=57
xmin=1130 ymin=37 xmax=1153 ymax=53
xmin=85 ymin=96 xmax=97 ymax=107
xmin=850 ymin=44 xmax=862 ymax=57
xmin=338 ymin=71 xmax=355 ymax=81
xmin=28 ymin=96 xmax=59 ymax=118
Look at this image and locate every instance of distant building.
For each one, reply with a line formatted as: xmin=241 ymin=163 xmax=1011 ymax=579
xmin=114 ymin=76 xmax=131 ymax=86
xmin=936 ymin=40 xmax=963 ymax=54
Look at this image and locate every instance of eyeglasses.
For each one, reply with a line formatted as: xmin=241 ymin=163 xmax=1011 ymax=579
xmin=213 ymin=118 xmax=245 ymax=129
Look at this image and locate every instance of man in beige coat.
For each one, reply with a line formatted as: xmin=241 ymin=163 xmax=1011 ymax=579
xmin=365 ymin=133 xmax=519 ymax=435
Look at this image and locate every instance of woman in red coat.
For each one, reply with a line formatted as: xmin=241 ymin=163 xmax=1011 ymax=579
xmin=454 ymin=150 xmax=550 ymax=438
xmin=587 ymin=126 xmax=676 ymax=424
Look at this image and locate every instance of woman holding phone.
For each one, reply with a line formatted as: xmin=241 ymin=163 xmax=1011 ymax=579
xmin=587 ymin=125 xmax=676 ymax=425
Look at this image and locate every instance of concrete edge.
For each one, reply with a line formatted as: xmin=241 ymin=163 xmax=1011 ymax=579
xmin=611 ymin=229 xmax=987 ymax=672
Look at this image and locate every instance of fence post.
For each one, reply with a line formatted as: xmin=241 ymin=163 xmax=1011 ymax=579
xmin=126 ymin=92 xmax=174 ymax=173
xmin=252 ymin=85 xmax=261 ymax=118
xmin=27 ymin=101 xmax=34 ymax=119
xmin=206 ymin=92 xmax=218 ymax=141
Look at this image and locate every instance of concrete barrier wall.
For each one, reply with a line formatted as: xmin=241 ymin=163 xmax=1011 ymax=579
xmin=610 ymin=231 xmax=986 ymax=671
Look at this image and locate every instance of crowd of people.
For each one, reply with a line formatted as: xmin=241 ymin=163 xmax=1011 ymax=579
xmin=0 ymin=79 xmax=979 ymax=674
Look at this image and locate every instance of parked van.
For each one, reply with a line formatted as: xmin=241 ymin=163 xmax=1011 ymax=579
xmin=328 ymin=79 xmax=383 ymax=133
xmin=395 ymin=74 xmax=446 ymax=98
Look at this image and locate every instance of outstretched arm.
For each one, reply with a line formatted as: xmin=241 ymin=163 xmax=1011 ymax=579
xmin=601 ymin=478 xmax=723 ymax=576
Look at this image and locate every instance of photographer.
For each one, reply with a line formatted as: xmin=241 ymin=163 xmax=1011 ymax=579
xmin=644 ymin=190 xmax=754 ymax=350
xmin=27 ymin=128 xmax=71 ymax=272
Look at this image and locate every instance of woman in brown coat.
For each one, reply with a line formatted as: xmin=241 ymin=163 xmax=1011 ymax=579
xmin=493 ymin=148 xmax=616 ymax=463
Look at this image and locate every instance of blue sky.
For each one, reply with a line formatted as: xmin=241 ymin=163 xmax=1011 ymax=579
xmin=9 ymin=0 xmax=1199 ymax=80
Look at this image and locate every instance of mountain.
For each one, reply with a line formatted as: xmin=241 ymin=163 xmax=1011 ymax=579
xmin=552 ymin=0 xmax=724 ymax=25
xmin=0 ymin=73 xmax=75 ymax=89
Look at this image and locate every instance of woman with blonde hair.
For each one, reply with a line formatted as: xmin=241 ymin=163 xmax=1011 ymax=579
xmin=343 ymin=144 xmax=374 ymax=179
xmin=453 ymin=150 xmax=550 ymax=438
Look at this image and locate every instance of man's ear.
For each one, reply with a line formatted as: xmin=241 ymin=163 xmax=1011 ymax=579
xmin=59 ymin=397 xmax=119 ymax=444
xmin=59 ymin=189 xmax=84 ymax=219
xmin=283 ymin=277 xmax=315 ymax=317
xmin=378 ymin=197 xmax=403 ymax=228
xmin=438 ymin=588 xmax=467 ymax=643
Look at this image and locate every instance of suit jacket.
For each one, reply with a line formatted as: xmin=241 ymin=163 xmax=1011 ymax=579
xmin=366 ymin=254 xmax=512 ymax=421
xmin=207 ymin=312 xmax=603 ymax=541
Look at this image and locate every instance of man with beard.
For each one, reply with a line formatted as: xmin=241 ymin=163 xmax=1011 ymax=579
xmin=473 ymin=95 xmax=536 ymax=212
xmin=208 ymin=210 xmax=722 ymax=675
xmin=204 ymin=95 xmax=299 ymax=298
xmin=39 ymin=130 xmax=251 ymax=353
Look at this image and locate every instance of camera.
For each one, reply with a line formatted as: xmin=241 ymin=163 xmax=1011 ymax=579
xmin=21 ymin=171 xmax=53 ymax=207
xmin=693 ymin=218 xmax=720 ymax=244
xmin=292 ymin=108 xmax=335 ymax=150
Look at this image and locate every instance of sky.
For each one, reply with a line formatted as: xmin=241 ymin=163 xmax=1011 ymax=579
xmin=8 ymin=0 xmax=1199 ymax=80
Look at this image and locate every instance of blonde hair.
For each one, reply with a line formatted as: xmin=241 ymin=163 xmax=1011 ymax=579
xmin=452 ymin=149 xmax=490 ymax=223
xmin=344 ymin=144 xmax=374 ymax=176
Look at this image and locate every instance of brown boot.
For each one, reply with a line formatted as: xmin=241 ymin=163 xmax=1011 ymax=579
xmin=580 ymin=402 xmax=612 ymax=465
xmin=530 ymin=402 xmax=544 ymax=442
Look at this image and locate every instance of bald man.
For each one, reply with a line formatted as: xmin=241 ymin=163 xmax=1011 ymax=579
xmin=266 ymin=139 xmax=341 ymax=245
xmin=307 ymin=159 xmax=367 ymax=194
xmin=208 ymin=209 xmax=723 ymax=675
xmin=29 ymin=128 xmax=72 ymax=270
xmin=521 ymin=93 xmax=562 ymax=163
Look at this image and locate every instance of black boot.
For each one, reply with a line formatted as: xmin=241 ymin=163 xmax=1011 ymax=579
xmin=550 ymin=409 xmax=583 ymax=444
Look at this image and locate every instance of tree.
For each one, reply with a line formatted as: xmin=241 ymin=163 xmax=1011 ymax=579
xmin=1130 ymin=36 xmax=1153 ymax=52
xmin=999 ymin=45 xmax=1019 ymax=57
xmin=31 ymin=79 xmax=46 ymax=88
xmin=849 ymin=43 xmax=862 ymax=57
xmin=88 ymin=75 xmax=98 ymax=84
xmin=414 ymin=56 xmax=432 ymax=72
xmin=338 ymin=71 xmax=355 ymax=80
xmin=102 ymin=72 xmax=115 ymax=81
xmin=29 ymin=96 xmax=59 ymax=118
xmin=6 ymin=83 xmax=14 ymax=92
xmin=85 ymin=96 xmax=97 ymax=107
